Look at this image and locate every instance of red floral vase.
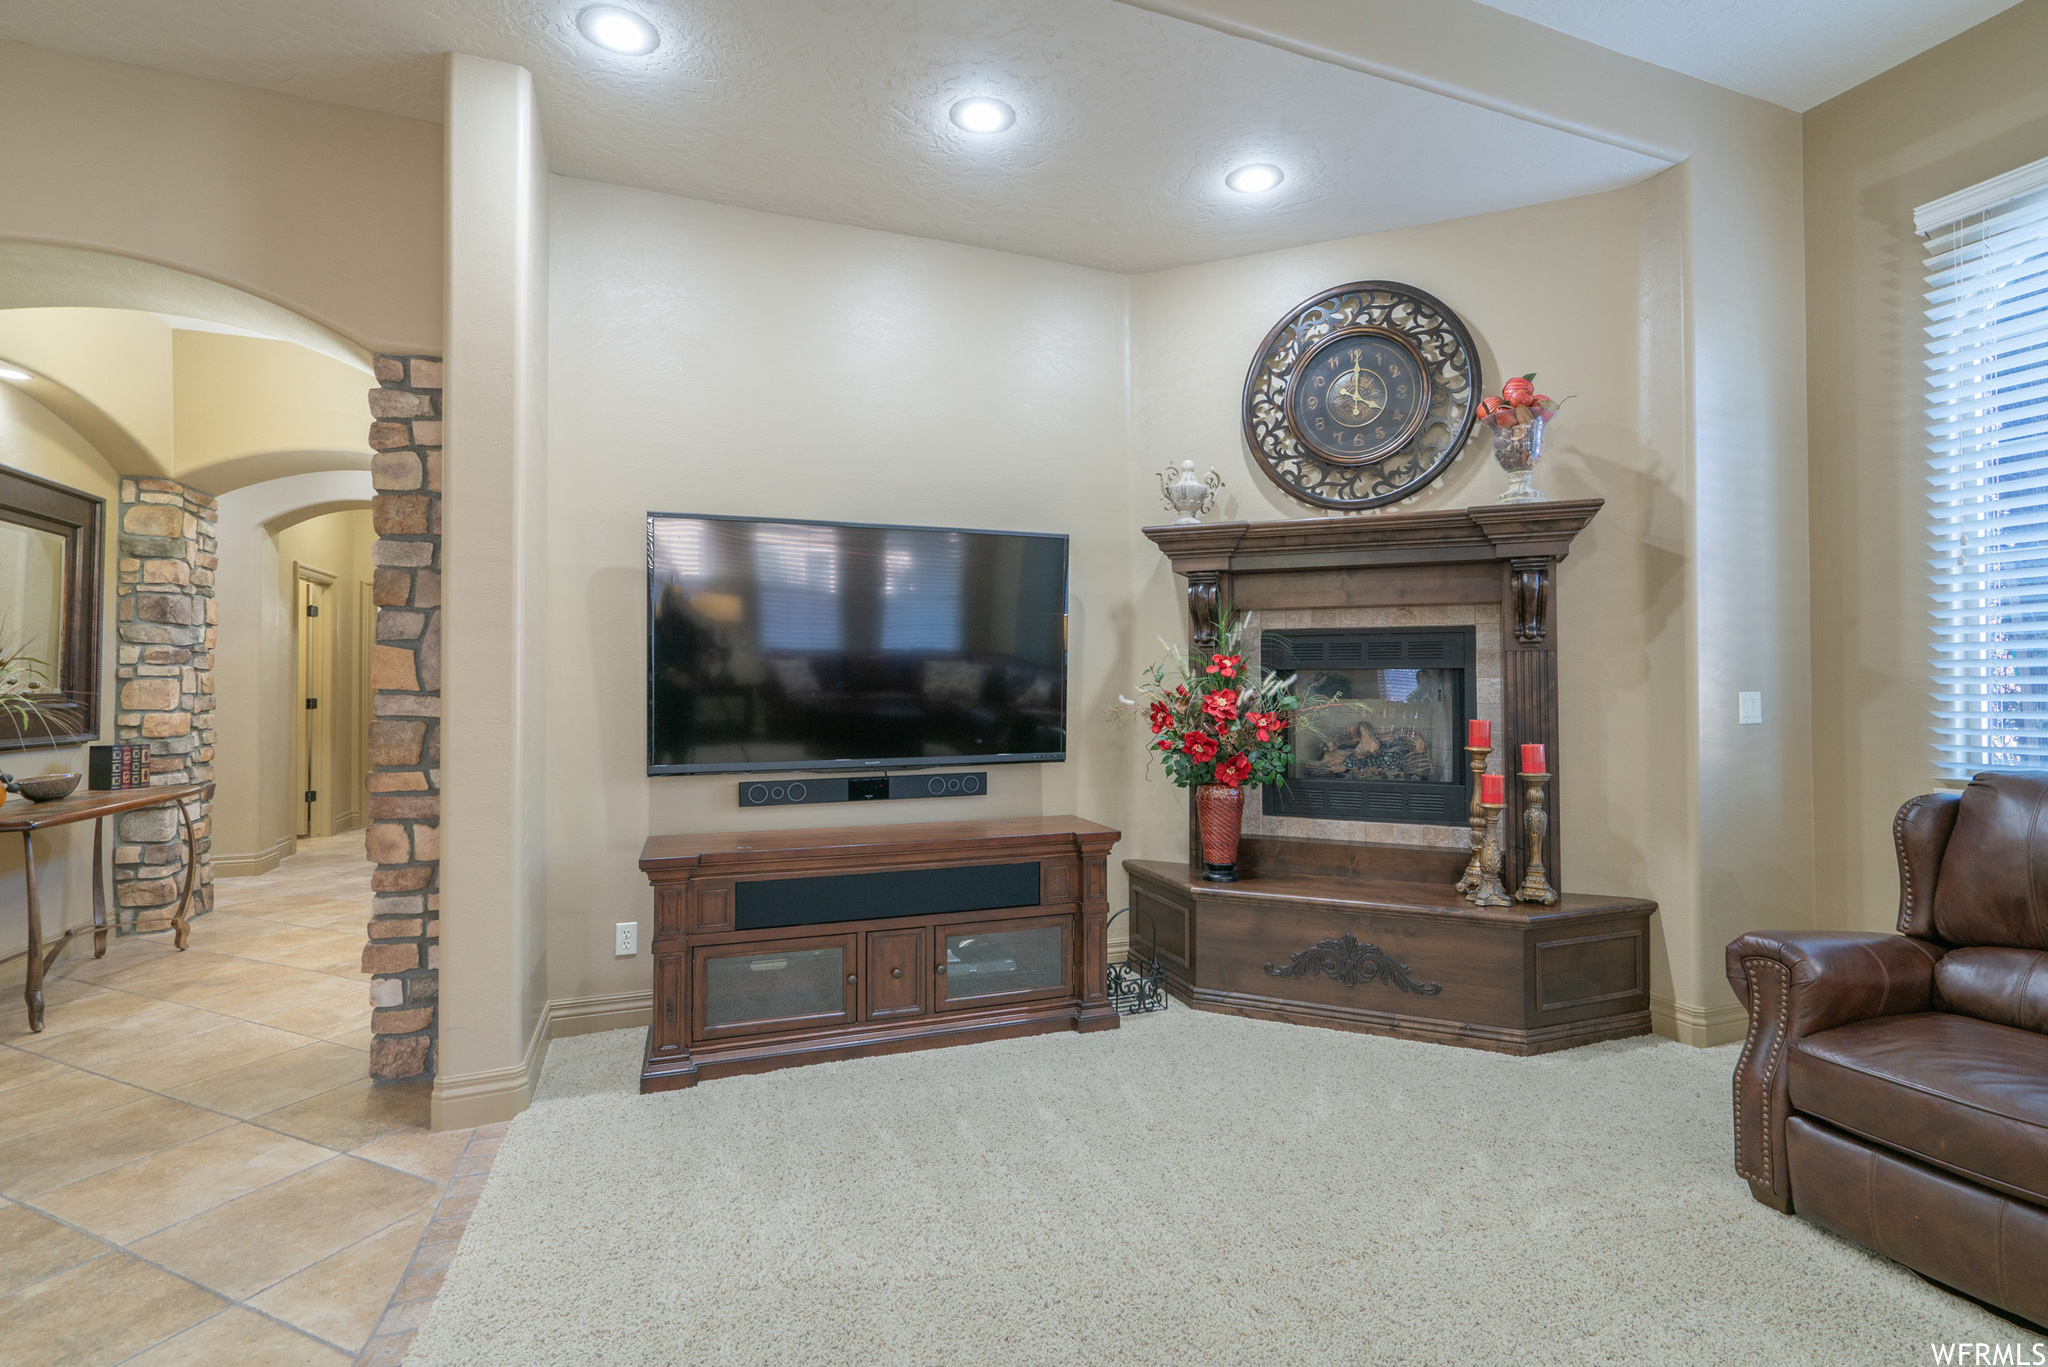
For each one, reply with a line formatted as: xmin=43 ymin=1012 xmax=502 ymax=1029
xmin=1195 ymin=783 xmax=1245 ymax=883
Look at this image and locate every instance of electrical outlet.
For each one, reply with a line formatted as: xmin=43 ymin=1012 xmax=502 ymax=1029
xmin=1738 ymin=692 xmax=1763 ymax=725
xmin=615 ymin=922 xmax=638 ymax=956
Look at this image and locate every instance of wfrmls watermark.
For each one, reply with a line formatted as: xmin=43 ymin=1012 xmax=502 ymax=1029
xmin=1930 ymin=1344 xmax=2048 ymax=1365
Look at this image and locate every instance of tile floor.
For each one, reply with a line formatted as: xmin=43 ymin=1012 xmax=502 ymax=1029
xmin=0 ymin=834 xmax=475 ymax=1366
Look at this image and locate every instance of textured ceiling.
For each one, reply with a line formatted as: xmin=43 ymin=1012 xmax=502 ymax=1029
xmin=1473 ymin=0 xmax=2025 ymax=110
xmin=0 ymin=0 xmax=1671 ymax=274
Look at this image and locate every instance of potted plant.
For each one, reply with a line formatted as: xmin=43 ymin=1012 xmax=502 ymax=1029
xmin=1 ymin=628 xmax=82 ymax=803
xmin=1122 ymin=617 xmax=1301 ymax=882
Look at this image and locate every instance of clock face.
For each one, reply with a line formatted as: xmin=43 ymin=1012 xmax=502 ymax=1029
xmin=1288 ymin=330 xmax=1429 ymax=465
xmin=1241 ymin=280 xmax=1479 ymax=511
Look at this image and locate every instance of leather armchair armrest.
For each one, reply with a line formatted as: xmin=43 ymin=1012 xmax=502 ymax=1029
xmin=1723 ymin=931 xmax=1944 ymax=1209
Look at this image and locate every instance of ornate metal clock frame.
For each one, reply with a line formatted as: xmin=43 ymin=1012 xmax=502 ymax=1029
xmin=1241 ymin=280 xmax=1480 ymax=511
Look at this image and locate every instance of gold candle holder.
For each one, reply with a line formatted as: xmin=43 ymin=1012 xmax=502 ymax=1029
xmin=1514 ymin=771 xmax=1558 ymax=905
xmin=1455 ymin=744 xmax=1490 ymax=895
xmin=1469 ymin=802 xmax=1512 ymax=907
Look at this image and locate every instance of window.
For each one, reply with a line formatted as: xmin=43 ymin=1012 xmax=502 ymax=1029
xmin=1918 ymin=156 xmax=2048 ymax=778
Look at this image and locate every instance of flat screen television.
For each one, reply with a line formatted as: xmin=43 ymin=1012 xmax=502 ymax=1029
xmin=647 ymin=513 xmax=1068 ymax=775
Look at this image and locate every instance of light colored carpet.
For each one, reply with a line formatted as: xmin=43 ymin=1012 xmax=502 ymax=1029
xmin=407 ymin=1009 xmax=2042 ymax=1366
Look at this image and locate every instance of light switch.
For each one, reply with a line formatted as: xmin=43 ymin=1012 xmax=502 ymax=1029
xmin=1738 ymin=692 xmax=1763 ymax=725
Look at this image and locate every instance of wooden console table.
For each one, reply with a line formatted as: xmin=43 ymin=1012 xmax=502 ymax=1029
xmin=2 ymin=781 xmax=211 ymax=1033
xmin=639 ymin=815 xmax=1120 ymax=1091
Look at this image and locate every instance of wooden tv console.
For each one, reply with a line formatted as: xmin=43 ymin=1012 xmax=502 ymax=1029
xmin=638 ymin=815 xmax=1120 ymax=1092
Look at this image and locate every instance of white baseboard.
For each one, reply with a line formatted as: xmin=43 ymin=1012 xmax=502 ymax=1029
xmin=214 ymin=835 xmax=296 ymax=878
xmin=1650 ymin=993 xmax=1748 ymax=1047
xmin=548 ymin=990 xmax=652 ymax=1040
xmin=431 ymin=1001 xmax=553 ymax=1132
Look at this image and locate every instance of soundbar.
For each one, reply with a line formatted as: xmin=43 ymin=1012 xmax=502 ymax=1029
xmin=738 ymin=771 xmax=987 ymax=808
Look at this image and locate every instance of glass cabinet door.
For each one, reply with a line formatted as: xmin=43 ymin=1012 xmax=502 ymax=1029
xmin=936 ymin=916 xmax=1070 ymax=1009
xmin=696 ymin=937 xmax=855 ymax=1039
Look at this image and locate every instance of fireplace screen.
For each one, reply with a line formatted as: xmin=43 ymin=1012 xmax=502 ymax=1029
xmin=1291 ymin=670 xmax=1458 ymax=785
xmin=1262 ymin=627 xmax=1474 ymax=826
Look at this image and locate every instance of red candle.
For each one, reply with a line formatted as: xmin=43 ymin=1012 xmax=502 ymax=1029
xmin=1521 ymin=743 xmax=1546 ymax=774
xmin=1467 ymin=718 xmax=1492 ymax=748
xmin=1480 ymin=773 xmax=1505 ymax=806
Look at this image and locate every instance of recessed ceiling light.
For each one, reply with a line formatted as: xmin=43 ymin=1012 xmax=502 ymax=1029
xmin=949 ymin=97 xmax=1015 ymax=134
xmin=577 ymin=5 xmax=660 ymax=55
xmin=1225 ymin=163 xmax=1284 ymax=194
xmin=0 ymin=366 xmax=30 ymax=383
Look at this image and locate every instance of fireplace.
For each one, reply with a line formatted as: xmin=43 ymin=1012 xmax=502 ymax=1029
xmin=1261 ymin=627 xmax=1473 ymax=826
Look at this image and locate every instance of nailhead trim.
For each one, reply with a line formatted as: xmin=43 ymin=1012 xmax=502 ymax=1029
xmin=1734 ymin=955 xmax=1791 ymax=1189
xmin=1894 ymin=799 xmax=1918 ymax=934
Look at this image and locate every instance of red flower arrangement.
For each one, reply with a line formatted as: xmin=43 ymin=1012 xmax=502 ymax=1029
xmin=1118 ymin=617 xmax=1300 ymax=791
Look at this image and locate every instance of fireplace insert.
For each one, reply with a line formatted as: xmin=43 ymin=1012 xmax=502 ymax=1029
xmin=1260 ymin=627 xmax=1474 ymax=826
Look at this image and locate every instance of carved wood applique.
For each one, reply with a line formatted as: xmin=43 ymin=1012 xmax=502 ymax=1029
xmin=1510 ymin=557 xmax=1551 ymax=644
xmin=1187 ymin=572 xmax=1223 ymax=652
xmin=1264 ymin=933 xmax=1442 ymax=995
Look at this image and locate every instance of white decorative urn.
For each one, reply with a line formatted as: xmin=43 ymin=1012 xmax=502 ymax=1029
xmin=1159 ymin=460 xmax=1224 ymax=524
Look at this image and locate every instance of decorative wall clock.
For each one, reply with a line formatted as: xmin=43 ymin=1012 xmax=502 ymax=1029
xmin=1241 ymin=280 xmax=1480 ymax=511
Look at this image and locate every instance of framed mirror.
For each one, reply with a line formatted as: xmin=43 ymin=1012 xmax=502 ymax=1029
xmin=0 ymin=466 xmax=104 ymax=750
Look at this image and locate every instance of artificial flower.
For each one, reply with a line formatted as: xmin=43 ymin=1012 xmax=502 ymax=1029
xmin=1148 ymin=701 xmax=1174 ymax=734
xmin=1214 ymin=753 xmax=1252 ymax=787
xmin=1247 ymin=710 xmax=1282 ymax=742
xmin=1201 ymin=691 xmax=1238 ymax=724
xmin=1182 ymin=731 xmax=1218 ymax=762
xmin=1204 ymin=653 xmax=1243 ymax=679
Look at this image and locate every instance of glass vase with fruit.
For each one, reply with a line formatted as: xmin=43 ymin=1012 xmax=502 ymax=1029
xmin=1476 ymin=374 xmax=1567 ymax=504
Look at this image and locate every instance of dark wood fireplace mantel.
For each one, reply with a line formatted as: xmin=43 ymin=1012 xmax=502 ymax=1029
xmin=1144 ymin=499 xmax=1603 ymax=892
xmin=1139 ymin=500 xmax=1654 ymax=1056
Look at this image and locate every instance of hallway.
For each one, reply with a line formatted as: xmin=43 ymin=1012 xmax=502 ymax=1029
xmin=0 ymin=836 xmax=480 ymax=1364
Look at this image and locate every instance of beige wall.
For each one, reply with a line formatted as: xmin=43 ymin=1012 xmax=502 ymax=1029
xmin=0 ymin=41 xmax=442 ymax=356
xmin=0 ymin=308 xmax=373 ymax=493
xmin=211 ymin=472 xmax=376 ymax=877
xmin=541 ymin=176 xmax=1138 ymax=1019
xmin=1143 ymin=0 xmax=1811 ymax=1044
xmin=172 ymin=331 xmax=376 ymax=493
xmin=1804 ymin=0 xmax=2048 ymax=932
xmin=1128 ymin=179 xmax=1694 ymax=1016
xmin=0 ymin=309 xmax=175 ymax=475
xmin=0 ymin=388 xmax=121 ymax=982
xmin=436 ymin=53 xmax=552 ymax=1127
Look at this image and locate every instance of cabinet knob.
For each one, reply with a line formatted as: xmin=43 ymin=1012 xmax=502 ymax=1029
xmin=847 ymin=974 xmax=857 ymax=984
xmin=891 ymin=967 xmax=902 ymax=978
xmin=936 ymin=964 xmax=946 ymax=975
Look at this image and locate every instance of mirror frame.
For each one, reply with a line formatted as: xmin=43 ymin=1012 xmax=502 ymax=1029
xmin=0 ymin=465 xmax=104 ymax=751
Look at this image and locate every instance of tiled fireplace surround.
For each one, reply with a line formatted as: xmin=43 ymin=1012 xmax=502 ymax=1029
xmin=1244 ymin=605 xmax=1503 ymax=852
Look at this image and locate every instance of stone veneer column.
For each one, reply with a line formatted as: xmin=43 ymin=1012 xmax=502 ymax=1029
xmin=362 ymin=355 xmax=443 ymax=1080
xmin=113 ymin=479 xmax=218 ymax=931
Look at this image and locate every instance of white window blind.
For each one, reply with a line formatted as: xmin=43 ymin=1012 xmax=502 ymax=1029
xmin=1920 ymin=156 xmax=2048 ymax=779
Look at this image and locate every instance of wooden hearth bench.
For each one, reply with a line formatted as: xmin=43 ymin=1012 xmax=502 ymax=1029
xmin=639 ymin=815 xmax=1119 ymax=1091
xmin=1126 ymin=839 xmax=1656 ymax=1055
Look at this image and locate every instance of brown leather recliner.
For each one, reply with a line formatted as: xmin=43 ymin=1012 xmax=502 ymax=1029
xmin=1728 ymin=771 xmax=2048 ymax=1326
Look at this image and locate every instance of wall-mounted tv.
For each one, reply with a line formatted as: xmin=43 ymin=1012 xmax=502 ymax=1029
xmin=647 ymin=513 xmax=1068 ymax=775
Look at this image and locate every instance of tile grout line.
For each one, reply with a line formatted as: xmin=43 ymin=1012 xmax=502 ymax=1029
xmin=354 ymin=1124 xmax=506 ymax=1367
xmin=0 ymin=836 xmax=463 ymax=1364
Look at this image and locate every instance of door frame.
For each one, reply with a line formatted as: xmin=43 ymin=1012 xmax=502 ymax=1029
xmin=292 ymin=563 xmax=338 ymax=840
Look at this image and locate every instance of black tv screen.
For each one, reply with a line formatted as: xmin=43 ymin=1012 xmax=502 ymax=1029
xmin=647 ymin=514 xmax=1067 ymax=775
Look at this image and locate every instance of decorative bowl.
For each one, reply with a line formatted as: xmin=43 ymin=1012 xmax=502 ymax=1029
xmin=14 ymin=772 xmax=82 ymax=803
